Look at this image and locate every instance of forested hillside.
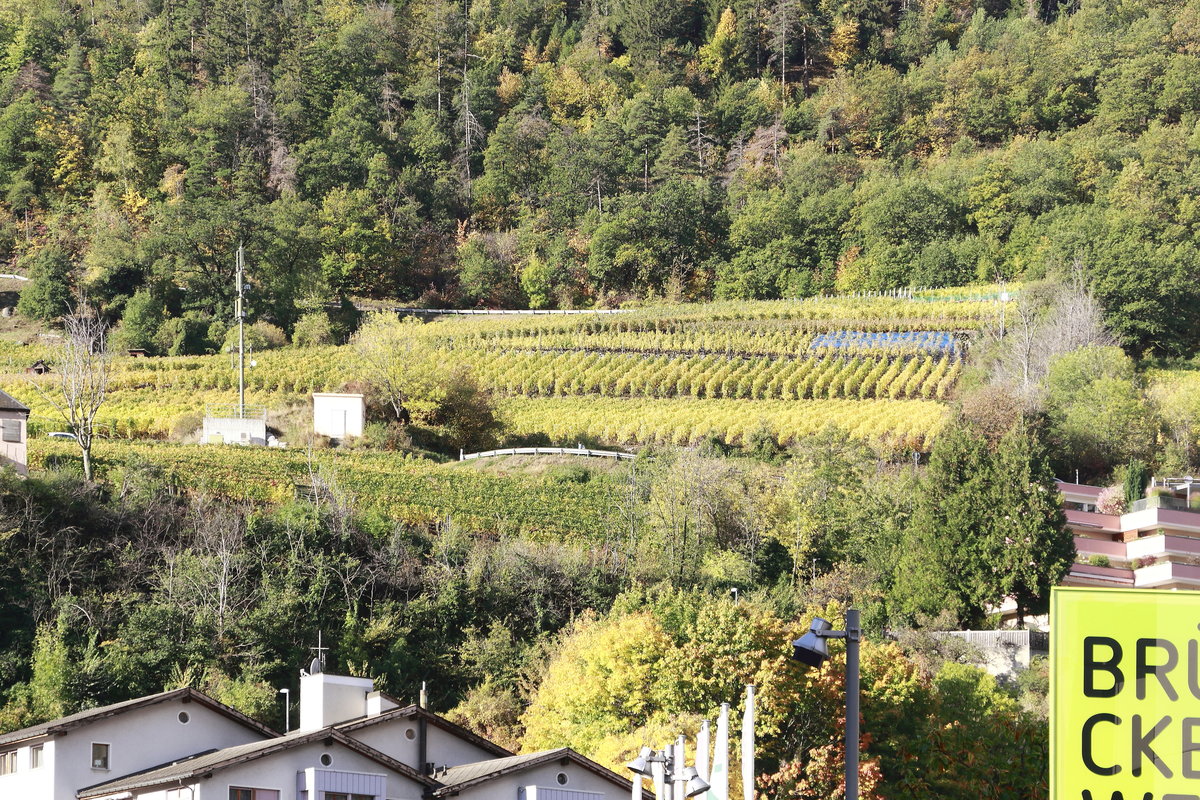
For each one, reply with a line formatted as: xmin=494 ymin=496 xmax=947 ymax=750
xmin=2 ymin=0 xmax=1200 ymax=354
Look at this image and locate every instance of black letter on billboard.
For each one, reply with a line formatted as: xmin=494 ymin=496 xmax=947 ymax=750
xmin=1083 ymin=714 xmax=1122 ymax=776
xmin=1086 ymin=637 xmax=1125 ymax=697
xmin=1132 ymin=715 xmax=1173 ymax=778
xmin=1184 ymin=718 xmax=1200 ymax=779
xmin=1137 ymin=639 xmax=1179 ymax=701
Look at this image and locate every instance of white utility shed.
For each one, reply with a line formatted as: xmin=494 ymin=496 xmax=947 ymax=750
xmin=313 ymin=393 xmax=365 ymax=439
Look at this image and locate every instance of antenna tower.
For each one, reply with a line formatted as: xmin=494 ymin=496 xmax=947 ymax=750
xmin=236 ymin=243 xmax=246 ymax=417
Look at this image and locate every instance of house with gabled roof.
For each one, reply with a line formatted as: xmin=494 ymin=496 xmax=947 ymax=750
xmin=0 ymin=388 xmax=30 ymax=476
xmin=0 ymin=687 xmax=275 ymax=800
xmin=0 ymin=665 xmax=648 ymax=800
xmin=77 ymin=728 xmax=434 ymax=800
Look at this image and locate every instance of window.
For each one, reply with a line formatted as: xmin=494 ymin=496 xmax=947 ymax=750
xmin=0 ymin=750 xmax=14 ymax=775
xmin=30 ymin=744 xmax=42 ymax=768
xmin=319 ymin=753 xmax=333 ymax=766
xmin=178 ymin=711 xmax=190 ymax=724
xmin=1 ymin=419 xmax=19 ymax=444
xmin=556 ymin=772 xmax=569 ymax=785
xmin=91 ymin=743 xmax=109 ymax=770
xmin=229 ymin=790 xmax=280 ymax=800
xmin=324 ymin=794 xmax=373 ymax=800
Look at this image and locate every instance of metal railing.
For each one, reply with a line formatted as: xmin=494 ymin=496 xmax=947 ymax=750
xmin=390 ymin=308 xmax=631 ymax=316
xmin=460 ymin=446 xmax=635 ymax=461
xmin=204 ymin=404 xmax=268 ymax=420
xmin=1129 ymin=494 xmax=1199 ymax=514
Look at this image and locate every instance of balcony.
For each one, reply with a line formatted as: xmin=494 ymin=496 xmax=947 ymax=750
xmin=1133 ymin=560 xmax=1200 ymax=588
xmin=1066 ymin=562 xmax=1135 ymax=587
xmin=1129 ymin=494 xmax=1200 ymax=514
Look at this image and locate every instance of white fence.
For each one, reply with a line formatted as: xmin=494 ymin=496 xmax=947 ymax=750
xmin=460 ymin=446 xmax=635 ymax=461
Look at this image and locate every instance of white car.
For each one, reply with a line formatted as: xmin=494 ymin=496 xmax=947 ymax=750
xmin=46 ymin=431 xmax=77 ymax=440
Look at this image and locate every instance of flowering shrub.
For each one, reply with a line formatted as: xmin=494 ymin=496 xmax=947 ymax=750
xmin=1097 ymin=485 xmax=1127 ymax=515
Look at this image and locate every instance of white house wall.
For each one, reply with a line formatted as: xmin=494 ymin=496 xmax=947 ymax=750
xmin=453 ymin=761 xmax=630 ymax=800
xmin=161 ymin=740 xmax=425 ymax=800
xmin=0 ymin=409 xmax=28 ymax=475
xmin=0 ymin=738 xmax=54 ymax=799
xmin=349 ymin=720 xmax=499 ymax=772
xmin=53 ymin=698 xmax=268 ymax=800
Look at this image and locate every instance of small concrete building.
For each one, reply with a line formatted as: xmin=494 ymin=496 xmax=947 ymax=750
xmin=203 ymin=405 xmax=268 ymax=446
xmin=0 ymin=389 xmax=30 ymax=476
xmin=313 ymin=393 xmax=365 ymax=440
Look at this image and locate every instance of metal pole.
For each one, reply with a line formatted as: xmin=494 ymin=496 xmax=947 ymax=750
xmin=845 ymin=608 xmax=861 ymax=800
xmin=236 ymin=243 xmax=245 ymax=417
xmin=673 ymin=738 xmax=686 ymax=800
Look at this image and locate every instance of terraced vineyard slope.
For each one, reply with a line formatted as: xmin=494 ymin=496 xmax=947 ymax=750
xmin=1 ymin=292 xmax=1009 ymax=450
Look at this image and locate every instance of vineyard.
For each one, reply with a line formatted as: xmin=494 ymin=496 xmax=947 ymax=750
xmin=0 ymin=293 xmax=1009 ymax=450
xmin=27 ymin=439 xmax=622 ymax=540
xmin=498 ymin=397 xmax=950 ymax=449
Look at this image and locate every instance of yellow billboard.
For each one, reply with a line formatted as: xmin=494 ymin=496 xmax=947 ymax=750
xmin=1052 ymin=587 xmax=1200 ymax=800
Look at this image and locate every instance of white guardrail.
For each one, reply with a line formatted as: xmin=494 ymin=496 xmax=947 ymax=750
xmin=390 ymin=308 xmax=631 ymax=316
xmin=460 ymin=446 xmax=635 ymax=461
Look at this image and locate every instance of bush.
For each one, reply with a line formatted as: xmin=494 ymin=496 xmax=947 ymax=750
xmin=1096 ymin=485 xmax=1127 ymax=515
xmin=17 ymin=245 xmax=73 ymax=322
xmin=293 ymin=312 xmax=334 ymax=347
xmin=221 ymin=321 xmax=288 ymax=353
xmin=362 ymin=421 xmax=413 ymax=451
xmin=1087 ymin=554 xmax=1111 ymax=568
xmin=545 ymin=464 xmax=592 ymax=484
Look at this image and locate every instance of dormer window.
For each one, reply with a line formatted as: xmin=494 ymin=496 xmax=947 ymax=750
xmin=91 ymin=742 xmax=109 ymax=770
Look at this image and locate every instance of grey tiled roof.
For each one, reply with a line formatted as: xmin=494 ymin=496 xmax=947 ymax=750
xmin=430 ymin=748 xmax=646 ymax=797
xmin=0 ymin=688 xmax=274 ymax=747
xmin=0 ymin=389 xmax=29 ymax=413
xmin=78 ymin=728 xmax=434 ymax=798
xmin=336 ymin=704 xmax=512 ymax=757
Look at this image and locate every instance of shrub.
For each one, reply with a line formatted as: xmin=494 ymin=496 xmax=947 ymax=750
xmin=1096 ymin=485 xmax=1126 ymax=515
xmin=1087 ymin=555 xmax=1111 ymax=568
xmin=293 ymin=312 xmax=334 ymax=347
xmin=222 ymin=321 xmax=288 ymax=353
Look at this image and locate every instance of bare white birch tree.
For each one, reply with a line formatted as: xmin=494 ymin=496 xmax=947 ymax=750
xmin=33 ymin=304 xmax=111 ymax=481
xmin=984 ymin=262 xmax=1115 ymax=408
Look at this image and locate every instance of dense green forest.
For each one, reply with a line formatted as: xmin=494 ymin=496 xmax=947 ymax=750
xmin=2 ymin=0 xmax=1200 ymax=355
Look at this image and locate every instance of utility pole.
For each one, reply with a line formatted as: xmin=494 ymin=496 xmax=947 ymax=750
xmin=236 ymin=243 xmax=245 ymax=418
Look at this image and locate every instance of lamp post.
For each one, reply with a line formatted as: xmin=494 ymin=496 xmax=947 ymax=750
xmin=627 ymin=745 xmax=710 ymax=799
xmin=790 ymin=608 xmax=861 ymax=800
xmin=279 ymin=688 xmax=290 ymax=734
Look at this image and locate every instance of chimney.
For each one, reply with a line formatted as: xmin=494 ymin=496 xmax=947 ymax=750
xmin=366 ymin=691 xmax=398 ymax=717
xmin=298 ymin=672 xmax=376 ymax=731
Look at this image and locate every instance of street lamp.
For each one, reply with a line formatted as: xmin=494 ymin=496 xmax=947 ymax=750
xmin=627 ymin=745 xmax=710 ymax=799
xmin=279 ymin=688 xmax=290 ymax=733
xmin=790 ymin=609 xmax=861 ymax=800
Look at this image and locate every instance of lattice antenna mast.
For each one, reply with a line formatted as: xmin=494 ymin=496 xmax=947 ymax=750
xmin=236 ymin=243 xmax=245 ymax=417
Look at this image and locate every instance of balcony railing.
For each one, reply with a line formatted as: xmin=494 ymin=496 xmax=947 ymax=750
xmin=1128 ymin=494 xmax=1200 ymax=514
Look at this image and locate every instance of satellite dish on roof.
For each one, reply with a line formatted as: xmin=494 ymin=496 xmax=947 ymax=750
xmin=310 ymin=657 xmax=323 ymax=675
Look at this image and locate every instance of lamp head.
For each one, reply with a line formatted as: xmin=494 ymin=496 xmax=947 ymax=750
xmin=626 ymin=746 xmax=653 ymax=776
xmin=683 ymin=766 xmax=710 ymax=797
xmin=791 ymin=617 xmax=833 ymax=668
